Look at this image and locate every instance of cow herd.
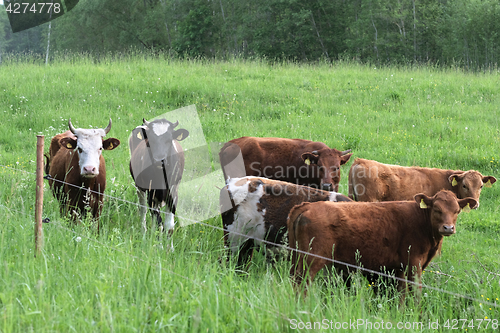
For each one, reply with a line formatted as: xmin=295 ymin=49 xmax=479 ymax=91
xmin=44 ymin=118 xmax=496 ymax=300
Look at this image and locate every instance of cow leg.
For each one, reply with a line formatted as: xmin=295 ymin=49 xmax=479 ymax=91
xmin=136 ymin=188 xmax=148 ymax=232
xmin=396 ymin=270 xmax=409 ymax=306
xmin=236 ymin=239 xmax=255 ymax=270
xmin=163 ymin=211 xmax=175 ymax=252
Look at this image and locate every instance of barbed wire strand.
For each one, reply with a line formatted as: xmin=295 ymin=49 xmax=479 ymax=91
xmin=2 ymin=163 xmax=499 ymax=309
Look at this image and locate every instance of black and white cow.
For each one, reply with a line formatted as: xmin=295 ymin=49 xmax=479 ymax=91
xmin=220 ymin=176 xmax=352 ymax=267
xmin=129 ymin=118 xmax=189 ymax=233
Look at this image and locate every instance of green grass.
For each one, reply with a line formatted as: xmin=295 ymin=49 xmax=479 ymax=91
xmin=0 ymin=54 xmax=499 ymax=332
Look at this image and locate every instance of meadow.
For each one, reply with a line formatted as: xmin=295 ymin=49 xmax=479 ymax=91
xmin=0 ymin=54 xmax=499 ymax=332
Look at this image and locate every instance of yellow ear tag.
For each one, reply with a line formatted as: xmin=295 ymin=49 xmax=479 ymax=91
xmin=108 ymin=142 xmax=114 ymax=150
xmin=420 ymin=199 xmax=428 ymax=209
xmin=66 ymin=143 xmax=73 ymax=149
xmin=137 ymin=132 xmax=142 ymax=140
xmin=451 ymin=178 xmax=458 ymax=186
xmin=304 ymin=158 xmax=311 ymax=165
xmin=485 ymin=179 xmax=492 ymax=188
xmin=176 ymin=133 xmax=184 ymax=140
xmin=462 ymin=203 xmax=471 ymax=213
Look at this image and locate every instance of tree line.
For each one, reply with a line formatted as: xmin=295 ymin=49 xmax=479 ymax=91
xmin=1 ymin=0 xmax=500 ymax=70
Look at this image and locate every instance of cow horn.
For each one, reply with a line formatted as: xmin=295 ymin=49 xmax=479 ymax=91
xmin=312 ymin=150 xmax=318 ymax=155
xmin=68 ymin=118 xmax=77 ymax=134
xmin=172 ymin=120 xmax=179 ymax=128
xmin=341 ymin=149 xmax=352 ymax=155
xmin=104 ymin=118 xmax=112 ymax=135
xmin=142 ymin=118 xmax=150 ymax=126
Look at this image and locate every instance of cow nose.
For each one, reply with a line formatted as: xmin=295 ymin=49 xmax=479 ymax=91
xmin=83 ymin=166 xmax=97 ymax=174
xmin=322 ymin=183 xmax=332 ymax=191
xmin=442 ymin=225 xmax=455 ymax=234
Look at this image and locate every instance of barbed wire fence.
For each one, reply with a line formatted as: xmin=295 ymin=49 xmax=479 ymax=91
xmin=0 ymin=162 xmax=499 ymax=311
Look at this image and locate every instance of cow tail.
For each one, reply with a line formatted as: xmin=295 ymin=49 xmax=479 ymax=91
xmin=348 ymin=163 xmax=356 ymax=201
xmin=287 ymin=202 xmax=309 ymax=287
xmin=44 ymin=153 xmax=51 ymax=176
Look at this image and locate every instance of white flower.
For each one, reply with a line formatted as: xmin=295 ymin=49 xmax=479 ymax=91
xmin=76 ymin=237 xmax=82 ymax=242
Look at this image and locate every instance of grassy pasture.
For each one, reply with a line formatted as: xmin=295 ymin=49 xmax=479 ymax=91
xmin=0 ymin=54 xmax=499 ymax=332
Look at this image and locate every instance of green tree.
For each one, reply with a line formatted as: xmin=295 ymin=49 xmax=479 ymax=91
xmin=173 ymin=0 xmax=218 ymax=57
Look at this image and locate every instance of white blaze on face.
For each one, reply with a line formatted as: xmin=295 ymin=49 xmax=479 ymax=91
xmin=148 ymin=121 xmax=174 ymax=162
xmin=73 ymin=128 xmax=106 ymax=177
xmin=152 ymin=121 xmax=170 ymax=136
xmin=226 ymin=177 xmax=267 ymax=253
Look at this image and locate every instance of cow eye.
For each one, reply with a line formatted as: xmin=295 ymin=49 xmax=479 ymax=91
xmin=462 ymin=185 xmax=466 ymax=189
xmin=78 ymin=148 xmax=83 ymax=153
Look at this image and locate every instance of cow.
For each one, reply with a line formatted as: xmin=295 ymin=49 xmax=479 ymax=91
xmin=129 ymin=118 xmax=189 ymax=234
xmin=220 ymin=176 xmax=352 ymax=267
xmin=219 ymin=137 xmax=352 ymax=192
xmin=46 ymin=119 xmax=120 ymax=229
xmin=348 ymin=158 xmax=496 ymax=208
xmin=287 ymin=190 xmax=477 ymax=300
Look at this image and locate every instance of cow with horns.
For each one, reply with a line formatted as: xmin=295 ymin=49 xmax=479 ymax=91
xmin=45 ymin=119 xmax=120 ymax=229
xmin=129 ymin=118 xmax=189 ymax=233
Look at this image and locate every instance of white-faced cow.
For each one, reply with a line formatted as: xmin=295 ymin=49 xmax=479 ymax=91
xmin=129 ymin=118 xmax=189 ymax=233
xmin=220 ymin=176 xmax=351 ymax=267
xmin=348 ymin=158 xmax=496 ymax=207
xmin=288 ymin=190 xmax=477 ymax=300
xmin=219 ymin=137 xmax=352 ymax=192
xmin=46 ymin=119 xmax=120 ymax=229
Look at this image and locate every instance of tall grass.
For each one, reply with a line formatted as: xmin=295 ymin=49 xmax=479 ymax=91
xmin=0 ymin=53 xmax=499 ymax=332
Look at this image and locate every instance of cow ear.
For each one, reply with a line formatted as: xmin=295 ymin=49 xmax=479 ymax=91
xmin=458 ymin=198 xmax=477 ymax=212
xmin=482 ymin=176 xmax=496 ymax=188
xmin=301 ymin=152 xmax=319 ymax=165
xmin=414 ymin=194 xmax=432 ymax=209
xmin=340 ymin=153 xmax=353 ymax=165
xmin=103 ymin=138 xmax=120 ymax=150
xmin=448 ymin=172 xmax=464 ymax=187
xmin=60 ymin=137 xmax=77 ymax=150
xmin=174 ymin=129 xmax=189 ymax=141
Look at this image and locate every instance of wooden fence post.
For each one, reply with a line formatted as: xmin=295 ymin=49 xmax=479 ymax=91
xmin=35 ymin=135 xmax=45 ymax=257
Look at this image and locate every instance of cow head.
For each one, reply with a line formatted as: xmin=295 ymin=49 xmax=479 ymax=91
xmin=448 ymin=171 xmax=496 ymax=208
xmin=59 ymin=118 xmax=120 ymax=178
xmin=133 ymin=118 xmax=189 ymax=162
xmin=301 ymin=148 xmax=352 ymax=191
xmin=414 ymin=191 xmax=477 ymax=237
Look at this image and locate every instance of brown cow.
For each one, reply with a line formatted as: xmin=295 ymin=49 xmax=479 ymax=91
xmin=46 ymin=119 xmax=120 ymax=228
xmin=288 ymin=190 xmax=477 ymax=300
xmin=221 ymin=176 xmax=351 ymax=267
xmin=219 ymin=137 xmax=352 ymax=191
xmin=348 ymin=158 xmax=496 ymax=207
